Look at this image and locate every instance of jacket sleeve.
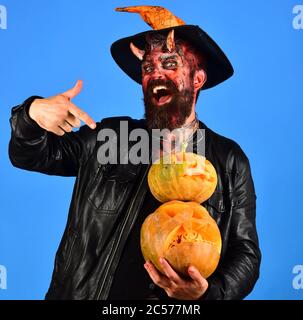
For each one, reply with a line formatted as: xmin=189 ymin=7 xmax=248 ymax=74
xmin=203 ymin=147 xmax=261 ymax=300
xmin=8 ymin=96 xmax=98 ymax=176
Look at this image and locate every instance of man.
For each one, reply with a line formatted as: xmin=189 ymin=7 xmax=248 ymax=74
xmin=9 ymin=6 xmax=261 ymax=300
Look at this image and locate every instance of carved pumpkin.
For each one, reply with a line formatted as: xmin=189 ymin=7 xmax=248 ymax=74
xmin=148 ymin=152 xmax=217 ymax=203
xmin=140 ymin=200 xmax=221 ymax=278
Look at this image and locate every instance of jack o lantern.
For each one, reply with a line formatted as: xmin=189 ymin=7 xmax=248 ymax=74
xmin=140 ymin=200 xmax=222 ymax=278
xmin=148 ymin=152 xmax=217 ymax=203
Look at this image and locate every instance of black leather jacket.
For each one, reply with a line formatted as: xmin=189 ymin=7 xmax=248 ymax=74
xmin=9 ymin=96 xmax=261 ymax=300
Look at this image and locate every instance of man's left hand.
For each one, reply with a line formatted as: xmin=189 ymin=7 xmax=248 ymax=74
xmin=144 ymin=258 xmax=208 ymax=300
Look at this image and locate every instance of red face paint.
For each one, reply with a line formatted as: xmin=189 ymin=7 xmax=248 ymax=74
xmin=142 ymin=44 xmax=197 ymax=106
xmin=142 ymin=43 xmax=199 ymax=130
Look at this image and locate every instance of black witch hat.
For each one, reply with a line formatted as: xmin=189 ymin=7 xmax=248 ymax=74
xmin=111 ymin=5 xmax=234 ymax=90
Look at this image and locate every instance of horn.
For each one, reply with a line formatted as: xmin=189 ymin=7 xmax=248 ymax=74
xmin=130 ymin=42 xmax=145 ymax=61
xmin=166 ymin=29 xmax=175 ymax=53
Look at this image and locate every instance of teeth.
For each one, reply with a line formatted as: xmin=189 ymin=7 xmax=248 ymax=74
xmin=153 ymin=85 xmax=167 ymax=94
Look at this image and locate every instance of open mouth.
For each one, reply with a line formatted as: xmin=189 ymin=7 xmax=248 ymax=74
xmin=152 ymin=85 xmax=173 ymax=106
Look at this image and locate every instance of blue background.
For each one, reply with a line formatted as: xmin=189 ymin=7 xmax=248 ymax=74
xmin=0 ymin=0 xmax=302 ymax=300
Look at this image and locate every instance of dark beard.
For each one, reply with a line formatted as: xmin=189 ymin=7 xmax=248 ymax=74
xmin=143 ymin=79 xmax=194 ymax=131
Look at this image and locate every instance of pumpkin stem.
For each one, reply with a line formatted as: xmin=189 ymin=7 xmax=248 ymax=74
xmin=181 ymin=142 xmax=188 ymax=154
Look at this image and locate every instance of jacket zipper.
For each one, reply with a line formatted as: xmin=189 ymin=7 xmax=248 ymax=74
xmin=95 ymin=162 xmax=151 ymax=300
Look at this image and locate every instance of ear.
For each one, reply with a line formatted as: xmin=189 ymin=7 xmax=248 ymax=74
xmin=193 ymin=69 xmax=207 ymax=91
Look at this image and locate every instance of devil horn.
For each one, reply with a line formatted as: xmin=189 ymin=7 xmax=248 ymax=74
xmin=166 ymin=29 xmax=175 ymax=53
xmin=130 ymin=42 xmax=145 ymax=61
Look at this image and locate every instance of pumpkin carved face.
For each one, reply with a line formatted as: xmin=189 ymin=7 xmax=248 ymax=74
xmin=140 ymin=200 xmax=222 ymax=278
xmin=148 ymin=152 xmax=217 ymax=203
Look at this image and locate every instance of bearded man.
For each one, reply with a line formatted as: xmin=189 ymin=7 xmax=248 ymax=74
xmin=8 ymin=6 xmax=261 ymax=300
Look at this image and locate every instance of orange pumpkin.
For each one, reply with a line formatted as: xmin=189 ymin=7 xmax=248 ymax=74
xmin=148 ymin=152 xmax=217 ymax=203
xmin=140 ymin=200 xmax=221 ymax=278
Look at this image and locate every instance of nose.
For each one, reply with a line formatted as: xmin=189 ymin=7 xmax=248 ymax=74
xmin=150 ymin=66 xmax=166 ymax=80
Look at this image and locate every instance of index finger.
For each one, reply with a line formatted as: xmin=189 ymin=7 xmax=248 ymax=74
xmin=67 ymin=101 xmax=96 ymax=129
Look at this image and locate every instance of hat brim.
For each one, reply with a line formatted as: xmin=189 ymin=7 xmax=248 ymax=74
xmin=110 ymin=25 xmax=234 ymax=89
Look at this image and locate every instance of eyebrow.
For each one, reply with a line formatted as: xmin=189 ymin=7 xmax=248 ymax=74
xmin=142 ymin=54 xmax=179 ymax=65
xmin=159 ymin=54 xmax=178 ymax=61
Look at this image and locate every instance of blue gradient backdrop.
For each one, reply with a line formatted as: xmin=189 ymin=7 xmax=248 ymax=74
xmin=0 ymin=0 xmax=302 ymax=299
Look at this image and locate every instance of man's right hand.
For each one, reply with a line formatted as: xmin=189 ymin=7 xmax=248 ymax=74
xmin=29 ymin=80 xmax=96 ymax=136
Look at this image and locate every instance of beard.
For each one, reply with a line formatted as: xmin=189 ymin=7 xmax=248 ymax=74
xmin=143 ymin=78 xmax=194 ymax=131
